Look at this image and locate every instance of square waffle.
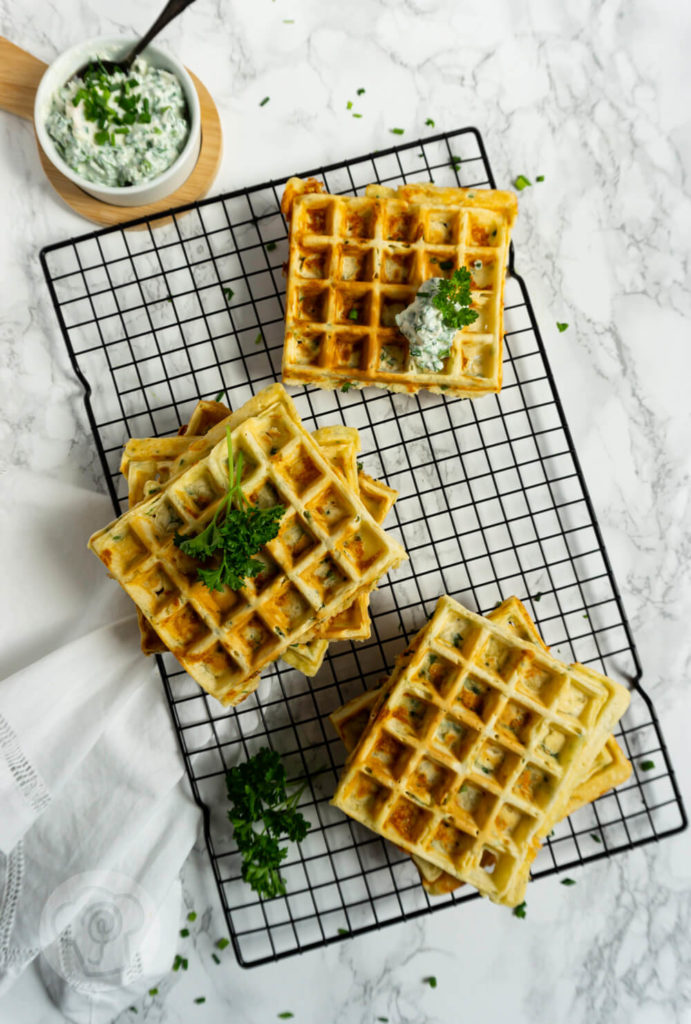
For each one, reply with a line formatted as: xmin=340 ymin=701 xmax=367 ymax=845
xmin=90 ymin=384 xmax=407 ymax=706
xmin=280 ymin=177 xmax=518 ymax=398
xmin=330 ymin=594 xmax=630 ymax=906
xmin=122 ymin=406 xmax=398 ymax=674
xmin=330 ymin=597 xmax=631 ymax=896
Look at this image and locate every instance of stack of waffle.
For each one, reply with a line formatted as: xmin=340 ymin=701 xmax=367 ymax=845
xmin=330 ymin=595 xmax=631 ymax=906
xmin=88 ymin=384 xmax=407 ymax=706
xmin=280 ymin=177 xmax=518 ymax=398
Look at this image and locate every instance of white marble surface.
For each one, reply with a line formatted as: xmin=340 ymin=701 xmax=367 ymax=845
xmin=1 ymin=0 xmax=691 ymax=1021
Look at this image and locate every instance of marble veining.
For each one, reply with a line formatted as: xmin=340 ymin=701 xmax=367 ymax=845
xmin=1 ymin=0 xmax=690 ymax=1021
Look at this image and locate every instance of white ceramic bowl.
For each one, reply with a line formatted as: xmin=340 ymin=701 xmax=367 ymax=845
xmin=34 ymin=36 xmax=201 ymax=207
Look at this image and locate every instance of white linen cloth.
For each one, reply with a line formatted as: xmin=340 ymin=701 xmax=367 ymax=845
xmin=0 ymin=469 xmax=201 ymax=1022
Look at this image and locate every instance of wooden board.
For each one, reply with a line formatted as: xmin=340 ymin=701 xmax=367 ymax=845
xmin=0 ymin=36 xmax=222 ymax=228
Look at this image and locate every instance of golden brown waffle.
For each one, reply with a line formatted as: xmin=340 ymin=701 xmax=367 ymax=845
xmin=330 ymin=594 xmax=630 ymax=906
xmin=123 ymin=406 xmax=398 ymax=672
xmin=330 ymin=597 xmax=631 ymax=896
xmin=90 ymin=384 xmax=407 ymax=706
xmin=280 ymin=177 xmax=517 ymax=398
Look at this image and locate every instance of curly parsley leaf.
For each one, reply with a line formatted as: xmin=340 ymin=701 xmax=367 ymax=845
xmin=226 ymin=748 xmax=310 ymax=900
xmin=175 ymin=427 xmax=285 ymax=591
xmin=431 ymin=267 xmax=479 ymax=330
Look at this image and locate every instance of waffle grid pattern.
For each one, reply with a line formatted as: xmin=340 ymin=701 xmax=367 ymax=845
xmin=41 ymin=127 xmax=686 ymax=967
xmin=282 ymin=184 xmax=515 ymax=395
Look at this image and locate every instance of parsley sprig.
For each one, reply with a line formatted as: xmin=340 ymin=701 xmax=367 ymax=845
xmin=431 ymin=267 xmax=479 ymax=330
xmin=175 ymin=427 xmax=285 ymax=591
xmin=226 ymin=748 xmax=310 ymax=899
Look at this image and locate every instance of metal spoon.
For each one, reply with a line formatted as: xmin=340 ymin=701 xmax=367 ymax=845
xmin=72 ymin=0 xmax=197 ymax=80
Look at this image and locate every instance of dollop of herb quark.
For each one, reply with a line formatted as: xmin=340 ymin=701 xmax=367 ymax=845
xmin=175 ymin=427 xmax=285 ymax=591
xmin=226 ymin=747 xmax=311 ymax=899
xmin=431 ymin=267 xmax=479 ymax=331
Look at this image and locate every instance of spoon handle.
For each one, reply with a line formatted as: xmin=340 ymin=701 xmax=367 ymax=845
xmin=126 ymin=0 xmax=198 ymax=68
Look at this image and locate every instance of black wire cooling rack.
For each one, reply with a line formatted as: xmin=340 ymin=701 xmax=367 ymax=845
xmin=41 ymin=128 xmax=686 ymax=967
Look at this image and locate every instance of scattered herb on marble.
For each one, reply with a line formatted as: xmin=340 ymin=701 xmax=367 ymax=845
xmin=640 ymin=759 xmax=656 ymax=771
xmin=514 ymin=174 xmax=532 ymax=190
xmin=346 ymin=101 xmax=353 ymax=110
xmin=216 ymin=937 xmax=230 ymax=950
xmin=556 ymin=321 xmax=569 ymax=332
xmin=194 ymin=997 xmax=206 ymax=1004
xmin=173 ymin=954 xmax=188 ymax=971
xmin=226 ymin=747 xmax=310 ymax=900
xmin=352 ymin=113 xmax=362 ymax=118
xmin=187 ymin=911 xmax=197 ymax=921
xmin=175 ymin=427 xmax=285 ymax=591
xmin=536 ymin=174 xmax=545 ymax=181
xmin=390 ymin=127 xmax=404 ymax=135
xmin=377 ymin=1018 xmax=389 ymax=1023
xmin=278 ymin=1012 xmax=294 ymax=1019
xmin=260 ymin=96 xmax=270 ymax=106
xmin=431 ymin=267 xmax=478 ymax=330
xmin=513 ymin=901 xmax=527 ymax=919
xmin=425 ymin=117 xmax=435 ymax=127
xmin=561 ymin=878 xmax=577 ymax=886
xmin=180 ymin=928 xmax=189 ymax=937
xmin=148 ymin=988 xmax=158 ymax=996
xmin=424 ymin=976 xmax=438 ymax=988
xmin=211 ymin=953 xmax=221 ymax=964
xmin=283 ymin=18 xmax=294 ymax=23
xmin=357 ymin=87 xmax=366 ymax=95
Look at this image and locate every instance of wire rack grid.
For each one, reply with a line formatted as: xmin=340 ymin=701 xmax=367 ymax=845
xmin=40 ymin=127 xmax=686 ymax=967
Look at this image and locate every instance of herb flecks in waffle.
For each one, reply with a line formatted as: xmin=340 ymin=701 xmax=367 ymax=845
xmin=280 ymin=178 xmax=518 ymax=398
xmin=330 ymin=595 xmax=630 ymax=906
xmin=90 ymin=384 xmax=407 ymax=705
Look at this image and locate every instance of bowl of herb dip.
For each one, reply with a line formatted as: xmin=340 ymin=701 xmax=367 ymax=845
xmin=34 ymin=36 xmax=201 ymax=206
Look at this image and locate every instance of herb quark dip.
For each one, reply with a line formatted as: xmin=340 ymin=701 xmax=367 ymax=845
xmin=395 ymin=278 xmax=459 ymax=373
xmin=45 ymin=57 xmax=189 ymax=187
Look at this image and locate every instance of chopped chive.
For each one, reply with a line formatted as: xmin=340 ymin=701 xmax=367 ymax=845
xmin=533 ymin=592 xmax=542 ymax=602
xmin=282 ymin=18 xmax=294 ymax=23
xmin=425 ymin=117 xmax=435 ymax=127
xmin=346 ymin=101 xmax=353 ymax=110
xmin=561 ymin=878 xmax=577 ymax=886
xmin=513 ymin=901 xmax=527 ymax=919
xmin=352 ymin=113 xmax=362 ymax=118
xmin=556 ymin=321 xmax=569 ymax=332
xmin=357 ymin=87 xmax=365 ymax=95
xmin=390 ymin=127 xmax=404 ymax=135
xmin=640 ymin=759 xmax=656 ymax=771
xmin=449 ymin=155 xmax=461 ymax=171
xmin=266 ymin=241 xmax=277 ymax=251
xmin=211 ymin=952 xmax=221 ymax=964
xmin=148 ymin=988 xmax=158 ymax=996
xmin=590 ymin=832 xmax=602 ymax=843
xmin=254 ymin=332 xmax=263 ymax=344
xmin=348 ymin=309 xmax=359 ymax=320
xmin=514 ymin=174 xmax=532 ymax=190
xmin=536 ymin=174 xmax=545 ymax=182
xmin=214 ymin=390 xmax=224 ymax=402
xmin=223 ymin=286 xmax=234 ymax=303
xmin=337 ymin=927 xmax=349 ymax=934
xmin=278 ymin=1015 xmax=294 ymax=1020
xmin=194 ymin=997 xmax=206 ymax=1004
xmin=424 ymin=976 xmax=437 ymax=988
xmin=260 ymin=96 xmax=270 ymax=107
xmin=216 ymin=937 xmax=230 ymax=950
xmin=180 ymin=928 xmax=189 ymax=937
xmin=172 ymin=954 xmax=188 ymax=971
xmin=340 ymin=382 xmax=353 ymax=393
xmin=377 ymin=1019 xmax=389 ymax=1023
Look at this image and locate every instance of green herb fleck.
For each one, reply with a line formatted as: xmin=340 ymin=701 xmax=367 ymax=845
xmin=640 ymin=759 xmax=656 ymax=771
xmin=424 ymin=976 xmax=437 ymax=988
xmin=536 ymin=174 xmax=545 ymax=182
xmin=352 ymin=113 xmax=362 ymax=118
xmin=211 ymin=952 xmax=221 ymax=964
xmin=514 ymin=175 xmax=532 ymax=190
xmin=194 ymin=997 xmax=206 ymax=1004
xmin=377 ymin=1019 xmax=389 ymax=1023
xmin=561 ymin=878 xmax=577 ymax=886
xmin=255 ymin=332 xmax=263 ymax=345
xmin=513 ymin=901 xmax=527 ymax=919
xmin=340 ymin=382 xmax=353 ymax=393
xmin=590 ymin=832 xmax=602 ymax=843
xmin=449 ymin=155 xmax=461 ymax=171
xmin=346 ymin=101 xmax=353 ymax=110
xmin=278 ymin=1013 xmax=294 ymax=1019
xmin=431 ymin=267 xmax=478 ymax=330
xmin=337 ymin=927 xmax=349 ymax=934
xmin=357 ymin=461 xmax=363 ymax=472
xmin=223 ymin=286 xmax=234 ymax=303
xmin=390 ymin=127 xmax=404 ymax=135
xmin=180 ymin=928 xmax=189 ymax=937
xmin=172 ymin=954 xmax=188 ymax=971
xmin=266 ymin=241 xmax=277 ymax=251
xmin=175 ymin=427 xmax=285 ymax=591
xmin=214 ymin=390 xmax=225 ymax=402
xmin=348 ymin=309 xmax=359 ymax=320
xmin=148 ymin=988 xmax=158 ymax=996
xmin=226 ymin=747 xmax=310 ymax=900
xmin=425 ymin=117 xmax=435 ymax=127
xmin=283 ymin=18 xmax=294 ymax=23
xmin=260 ymin=96 xmax=270 ymax=107
xmin=533 ymin=591 xmax=542 ymax=602
xmin=357 ymin=87 xmax=366 ymax=95
xmin=556 ymin=322 xmax=569 ymax=332
xmin=216 ymin=937 xmax=230 ymax=950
